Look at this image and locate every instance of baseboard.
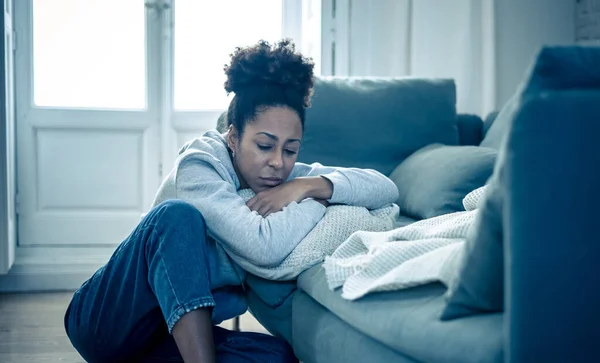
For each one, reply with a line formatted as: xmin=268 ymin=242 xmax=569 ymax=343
xmin=0 ymin=246 xmax=115 ymax=292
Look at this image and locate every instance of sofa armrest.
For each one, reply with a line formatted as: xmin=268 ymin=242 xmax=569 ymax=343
xmin=506 ymin=90 xmax=600 ymax=362
xmin=456 ymin=114 xmax=483 ymax=146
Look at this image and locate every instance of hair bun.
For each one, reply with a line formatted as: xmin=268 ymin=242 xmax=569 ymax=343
xmin=224 ymin=39 xmax=315 ymax=107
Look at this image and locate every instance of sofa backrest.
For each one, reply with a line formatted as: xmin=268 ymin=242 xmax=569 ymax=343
xmin=297 ymin=77 xmax=459 ymax=176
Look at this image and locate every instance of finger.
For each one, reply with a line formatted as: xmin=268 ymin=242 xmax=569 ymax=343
xmin=246 ymin=196 xmax=257 ymax=211
xmin=258 ymin=204 xmax=272 ymax=217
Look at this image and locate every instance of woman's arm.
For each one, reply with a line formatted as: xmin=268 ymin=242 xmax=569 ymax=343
xmin=289 ymin=162 xmax=399 ymax=209
xmin=175 ymin=154 xmax=326 ymax=267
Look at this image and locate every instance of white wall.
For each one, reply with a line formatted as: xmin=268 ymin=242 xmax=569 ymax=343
xmin=349 ymin=0 xmax=410 ymax=76
xmin=341 ymin=0 xmax=577 ymax=115
xmin=494 ymin=0 xmax=576 ymax=108
xmin=576 ymin=0 xmax=600 ymax=44
xmin=410 ymin=0 xmax=493 ymax=116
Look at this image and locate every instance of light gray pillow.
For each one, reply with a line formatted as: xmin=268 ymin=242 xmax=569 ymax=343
xmin=233 ymin=189 xmax=399 ymax=281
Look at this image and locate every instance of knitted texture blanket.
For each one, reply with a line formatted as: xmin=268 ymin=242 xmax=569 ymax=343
xmin=235 ymin=189 xmax=399 ymax=281
xmin=323 ymin=186 xmax=487 ymax=300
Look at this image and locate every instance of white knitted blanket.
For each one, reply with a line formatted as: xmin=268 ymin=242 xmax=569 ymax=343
xmin=235 ymin=189 xmax=399 ymax=281
xmin=323 ymin=186 xmax=487 ymax=300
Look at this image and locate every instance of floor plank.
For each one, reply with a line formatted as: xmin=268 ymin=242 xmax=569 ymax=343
xmin=0 ymin=291 xmax=268 ymax=362
xmin=0 ymin=292 xmax=84 ymax=363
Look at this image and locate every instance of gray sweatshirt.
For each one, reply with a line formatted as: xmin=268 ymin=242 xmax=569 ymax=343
xmin=150 ymin=130 xmax=399 ymax=303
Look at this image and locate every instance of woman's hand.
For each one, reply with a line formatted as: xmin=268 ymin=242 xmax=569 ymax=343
xmin=246 ymin=177 xmax=333 ymax=217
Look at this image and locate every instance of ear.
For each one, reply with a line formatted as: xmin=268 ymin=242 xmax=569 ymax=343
xmin=227 ymin=125 xmax=238 ymax=151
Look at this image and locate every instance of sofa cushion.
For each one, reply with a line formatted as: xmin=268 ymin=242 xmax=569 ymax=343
xmin=389 ymin=144 xmax=497 ymax=220
xmin=479 ymin=95 xmax=520 ymax=150
xmin=440 ymin=141 xmax=507 ymax=319
xmin=292 ymin=292 xmax=417 ymax=363
xmin=297 ymin=266 xmax=503 ymax=363
xmin=298 ymin=77 xmax=459 ymax=176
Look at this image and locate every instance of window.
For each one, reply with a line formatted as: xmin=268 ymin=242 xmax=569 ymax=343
xmin=32 ymin=0 xmax=146 ymax=109
xmin=174 ymin=0 xmax=284 ymax=111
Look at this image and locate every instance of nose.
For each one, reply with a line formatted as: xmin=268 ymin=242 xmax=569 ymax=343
xmin=269 ymin=152 xmax=283 ymax=169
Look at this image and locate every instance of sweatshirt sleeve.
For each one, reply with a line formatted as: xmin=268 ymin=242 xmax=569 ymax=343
xmin=175 ymin=154 xmax=327 ymax=267
xmin=289 ymin=162 xmax=399 ymax=209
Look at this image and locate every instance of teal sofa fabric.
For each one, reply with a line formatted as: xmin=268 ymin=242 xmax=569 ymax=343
xmin=508 ymin=89 xmax=600 ymax=362
xmin=445 ymin=45 xmax=600 ymax=322
xmin=292 ymin=292 xmax=417 ymax=363
xmin=299 ymin=77 xmax=459 ymax=176
xmin=297 ymin=266 xmax=503 ymax=363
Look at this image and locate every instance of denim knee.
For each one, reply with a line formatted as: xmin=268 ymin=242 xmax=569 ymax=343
xmin=155 ymin=199 xmax=204 ymax=222
xmin=151 ymin=200 xmax=206 ymax=233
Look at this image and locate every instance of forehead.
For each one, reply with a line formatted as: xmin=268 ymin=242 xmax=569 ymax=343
xmin=246 ymin=107 xmax=302 ymax=140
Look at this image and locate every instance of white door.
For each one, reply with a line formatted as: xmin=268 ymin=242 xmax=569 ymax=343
xmin=15 ymin=0 xmax=162 ymax=246
xmin=1 ymin=0 xmax=16 ymax=274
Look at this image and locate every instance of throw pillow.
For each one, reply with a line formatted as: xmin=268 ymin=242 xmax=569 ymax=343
xmin=233 ymin=189 xmax=399 ymax=281
xmin=389 ymin=144 xmax=497 ymax=220
xmin=440 ymin=140 xmax=506 ymax=320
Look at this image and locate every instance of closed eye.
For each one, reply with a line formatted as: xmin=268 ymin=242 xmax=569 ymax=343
xmin=285 ymin=149 xmax=298 ymax=155
xmin=257 ymin=144 xmax=273 ymax=151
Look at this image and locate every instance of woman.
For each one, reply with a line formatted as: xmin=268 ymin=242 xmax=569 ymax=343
xmin=64 ymin=39 xmax=399 ymax=363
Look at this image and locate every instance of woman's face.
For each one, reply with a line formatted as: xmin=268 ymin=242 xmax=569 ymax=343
xmin=227 ymin=106 xmax=303 ymax=192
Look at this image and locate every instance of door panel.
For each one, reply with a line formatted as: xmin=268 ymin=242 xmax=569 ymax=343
xmin=15 ymin=0 xmax=160 ymax=246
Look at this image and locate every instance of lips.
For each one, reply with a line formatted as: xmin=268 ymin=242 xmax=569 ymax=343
xmin=260 ymin=177 xmax=283 ymax=186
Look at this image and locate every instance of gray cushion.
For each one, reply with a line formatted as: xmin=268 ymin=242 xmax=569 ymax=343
xmin=440 ymin=142 xmax=507 ymax=319
xmin=298 ymin=77 xmax=459 ymax=176
xmin=479 ymin=95 xmax=520 ymax=150
xmin=389 ymin=144 xmax=497 ymax=220
xmin=297 ymin=266 xmax=503 ymax=363
xmin=292 ymin=291 xmax=417 ymax=363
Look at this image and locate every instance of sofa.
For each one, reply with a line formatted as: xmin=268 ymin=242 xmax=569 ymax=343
xmin=226 ymin=46 xmax=600 ymax=363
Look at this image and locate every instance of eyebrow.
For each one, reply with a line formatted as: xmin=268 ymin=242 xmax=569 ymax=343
xmin=256 ymin=132 xmax=301 ymax=143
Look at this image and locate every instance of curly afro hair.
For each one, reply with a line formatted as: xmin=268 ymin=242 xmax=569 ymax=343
xmin=223 ymin=39 xmax=315 ymax=135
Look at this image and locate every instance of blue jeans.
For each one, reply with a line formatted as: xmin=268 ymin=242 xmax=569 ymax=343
xmin=64 ymin=200 xmax=298 ymax=363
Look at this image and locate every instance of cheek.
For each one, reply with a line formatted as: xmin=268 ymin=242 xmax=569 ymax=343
xmin=284 ymin=155 xmax=298 ymax=173
xmin=242 ymin=151 xmax=268 ymax=172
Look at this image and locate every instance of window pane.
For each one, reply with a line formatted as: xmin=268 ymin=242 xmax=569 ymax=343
xmin=33 ymin=0 xmax=145 ymax=109
xmin=174 ymin=0 xmax=282 ymax=111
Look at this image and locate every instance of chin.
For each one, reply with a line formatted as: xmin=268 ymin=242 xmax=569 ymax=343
xmin=250 ymin=185 xmax=269 ymax=193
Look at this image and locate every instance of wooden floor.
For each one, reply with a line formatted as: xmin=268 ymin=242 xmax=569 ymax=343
xmin=0 ymin=292 xmax=268 ymax=363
